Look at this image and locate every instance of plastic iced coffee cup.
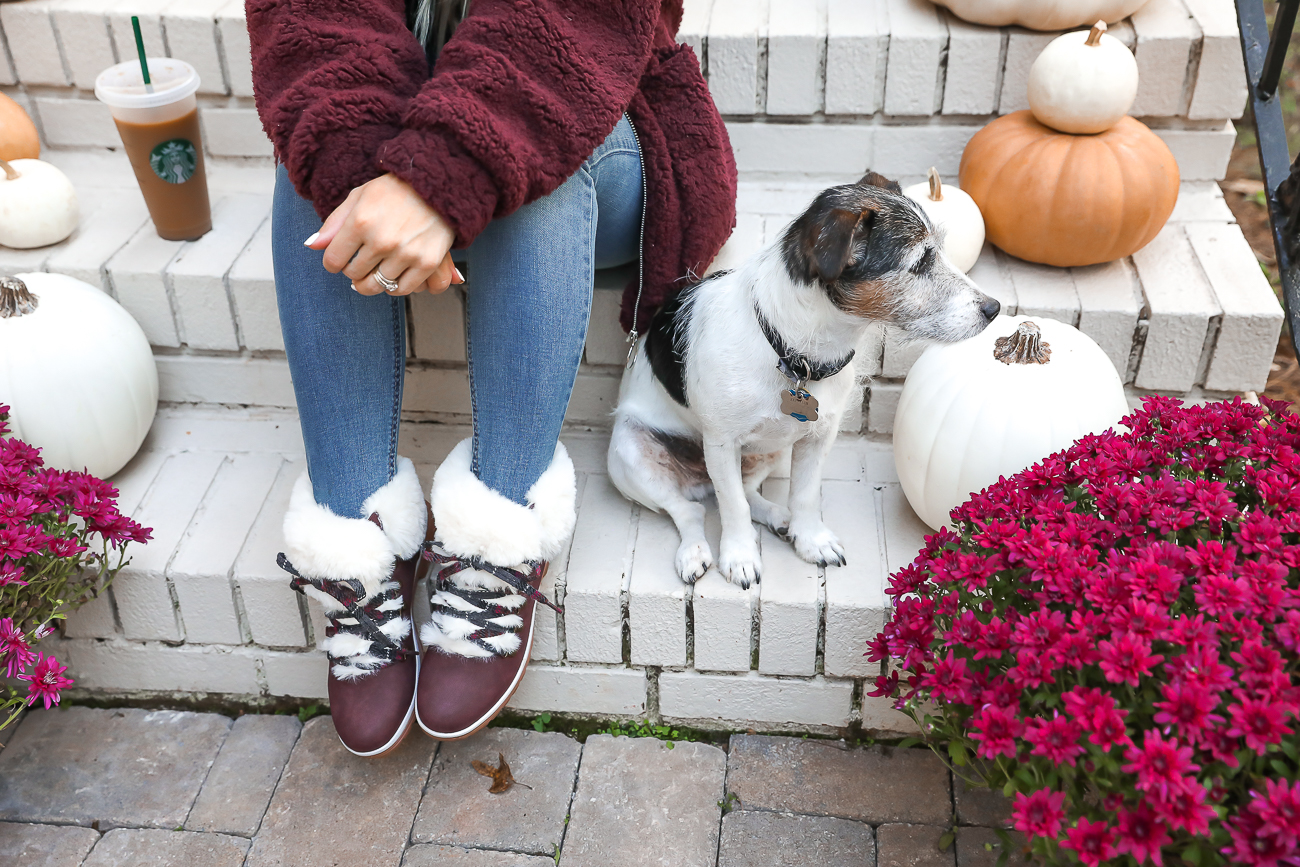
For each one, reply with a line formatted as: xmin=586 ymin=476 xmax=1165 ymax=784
xmin=95 ymin=58 xmax=211 ymax=241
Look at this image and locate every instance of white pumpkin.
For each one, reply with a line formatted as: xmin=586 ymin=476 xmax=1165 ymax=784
xmin=0 ymin=272 xmax=158 ymax=479
xmin=893 ymin=316 xmax=1129 ymax=531
xmin=1028 ymin=22 xmax=1139 ymax=134
xmin=0 ymin=158 xmax=78 ymax=249
xmin=933 ymin=0 xmax=1148 ymax=31
xmin=903 ymin=168 xmax=985 ymax=273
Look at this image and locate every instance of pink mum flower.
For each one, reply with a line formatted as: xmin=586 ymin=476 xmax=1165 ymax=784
xmin=1011 ymin=788 xmax=1066 ymax=841
xmin=969 ymin=704 xmax=1022 ymax=760
xmin=17 ymin=653 xmax=72 ymax=709
xmin=1098 ymin=631 xmax=1164 ymax=687
xmin=1123 ymin=731 xmax=1199 ymax=800
xmin=1227 ymin=698 xmax=1293 ymax=755
xmin=1024 ymin=715 xmax=1084 ymax=766
xmin=0 ymin=616 xmax=33 ymax=678
xmin=1116 ymin=803 xmax=1170 ymax=867
xmin=1253 ymin=778 xmax=1300 ymax=849
xmin=1063 ymin=817 xmax=1118 ymax=867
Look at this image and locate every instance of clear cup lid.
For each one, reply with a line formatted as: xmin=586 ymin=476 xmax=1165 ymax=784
xmin=94 ymin=58 xmax=200 ymax=108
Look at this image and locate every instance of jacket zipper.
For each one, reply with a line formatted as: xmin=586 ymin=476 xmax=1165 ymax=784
xmin=623 ymin=112 xmax=648 ymax=368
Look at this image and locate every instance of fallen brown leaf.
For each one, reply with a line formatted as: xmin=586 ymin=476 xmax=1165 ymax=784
xmin=471 ymin=752 xmax=532 ymax=794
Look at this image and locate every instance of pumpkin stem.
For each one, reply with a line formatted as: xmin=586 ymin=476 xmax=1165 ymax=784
xmin=0 ymin=158 xmax=19 ymax=181
xmin=1085 ymin=20 xmax=1107 ymax=47
xmin=0 ymin=276 xmax=37 ymax=319
xmin=993 ymin=321 xmax=1051 ymax=365
xmin=927 ymin=167 xmax=943 ymax=201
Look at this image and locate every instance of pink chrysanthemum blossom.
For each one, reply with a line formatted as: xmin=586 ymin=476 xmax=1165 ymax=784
xmin=0 ymin=617 xmax=33 ymax=678
xmin=1012 ymin=789 xmax=1066 ymax=841
xmin=1063 ymin=817 xmax=1118 ymax=867
xmin=1024 ymin=715 xmax=1084 ymax=766
xmin=1123 ymin=731 xmax=1200 ymax=800
xmin=1116 ymin=803 xmax=1171 ymax=867
xmin=16 ymin=653 xmax=72 ymax=709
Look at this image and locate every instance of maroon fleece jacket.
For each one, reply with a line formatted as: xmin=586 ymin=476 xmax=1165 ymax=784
xmin=247 ymin=0 xmax=737 ymax=333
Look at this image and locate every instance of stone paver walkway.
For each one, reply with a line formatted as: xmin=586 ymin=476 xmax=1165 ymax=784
xmin=0 ymin=707 xmax=1028 ymax=866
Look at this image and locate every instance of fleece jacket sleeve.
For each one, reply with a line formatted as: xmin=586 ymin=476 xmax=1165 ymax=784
xmin=375 ymin=0 xmax=666 ymax=249
xmin=246 ymin=0 xmax=428 ymax=219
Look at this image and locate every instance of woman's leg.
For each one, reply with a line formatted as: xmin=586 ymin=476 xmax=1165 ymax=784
xmin=271 ymin=164 xmax=407 ymax=517
xmin=418 ymin=117 xmax=642 ymax=739
xmin=271 ymin=164 xmax=426 ymax=757
xmin=464 ymin=114 xmax=643 ymax=503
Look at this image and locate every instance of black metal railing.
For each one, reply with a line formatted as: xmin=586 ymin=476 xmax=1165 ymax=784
xmin=1237 ymin=0 xmax=1300 ymax=361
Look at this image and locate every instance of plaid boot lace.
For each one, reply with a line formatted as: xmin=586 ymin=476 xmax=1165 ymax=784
xmin=279 ymin=553 xmax=412 ymax=674
xmin=421 ymin=542 xmax=562 ymax=658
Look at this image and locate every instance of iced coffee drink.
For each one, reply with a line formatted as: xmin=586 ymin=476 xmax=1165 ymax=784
xmin=95 ymin=58 xmax=211 ymax=241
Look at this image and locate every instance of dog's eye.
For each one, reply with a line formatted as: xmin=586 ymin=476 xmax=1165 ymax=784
xmin=909 ymin=247 xmax=936 ymax=276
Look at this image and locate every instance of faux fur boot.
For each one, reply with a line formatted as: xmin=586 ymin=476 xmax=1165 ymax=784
xmin=416 ymin=438 xmax=575 ymax=739
xmin=279 ymin=457 xmax=427 ymax=756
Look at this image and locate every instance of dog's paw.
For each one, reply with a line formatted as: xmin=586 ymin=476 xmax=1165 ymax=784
xmin=675 ymin=540 xmax=714 ymax=585
xmin=749 ymin=499 xmax=792 ymax=538
xmin=718 ymin=533 xmax=762 ymax=589
xmin=788 ymin=521 xmax=847 ymax=568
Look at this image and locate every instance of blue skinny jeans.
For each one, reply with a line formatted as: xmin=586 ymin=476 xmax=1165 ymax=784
xmin=272 ymin=116 xmax=642 ymax=515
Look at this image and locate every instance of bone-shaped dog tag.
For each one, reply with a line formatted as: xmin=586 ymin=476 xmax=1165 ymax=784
xmin=781 ymin=388 xmax=819 ymax=422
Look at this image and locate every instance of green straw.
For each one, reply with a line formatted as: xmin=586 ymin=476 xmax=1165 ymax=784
xmin=130 ymin=16 xmax=152 ymax=91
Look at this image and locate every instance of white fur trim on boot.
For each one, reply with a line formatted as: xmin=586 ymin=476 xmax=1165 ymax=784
xmin=430 ymin=439 xmax=577 ymax=566
xmin=282 ymin=457 xmax=428 ymax=602
xmin=362 ymin=457 xmax=428 ymax=559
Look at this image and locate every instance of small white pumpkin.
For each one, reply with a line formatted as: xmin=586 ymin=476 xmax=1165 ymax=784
xmin=934 ymin=0 xmax=1147 ymax=31
xmin=1028 ymin=22 xmax=1139 ymax=134
xmin=893 ymin=316 xmax=1129 ymax=531
xmin=903 ymin=168 xmax=985 ymax=273
xmin=0 ymin=158 xmax=78 ymax=249
xmin=0 ymin=272 xmax=158 ymax=479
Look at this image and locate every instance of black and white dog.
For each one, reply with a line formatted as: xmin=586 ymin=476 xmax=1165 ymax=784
xmin=608 ymin=172 xmax=1001 ymax=588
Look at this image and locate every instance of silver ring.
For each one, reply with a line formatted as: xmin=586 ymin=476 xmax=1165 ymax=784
xmin=372 ymin=268 xmax=400 ymax=293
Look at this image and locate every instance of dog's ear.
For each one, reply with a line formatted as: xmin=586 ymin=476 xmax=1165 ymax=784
xmin=858 ymin=171 xmax=902 ymax=195
xmin=802 ymin=206 xmax=869 ymax=285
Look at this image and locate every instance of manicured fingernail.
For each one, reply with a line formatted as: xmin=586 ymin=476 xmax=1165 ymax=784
xmin=350 ymin=282 xmax=358 ymax=292
xmin=454 ymin=267 xmax=465 ymax=283
xmin=303 ymin=232 xmax=319 ymax=246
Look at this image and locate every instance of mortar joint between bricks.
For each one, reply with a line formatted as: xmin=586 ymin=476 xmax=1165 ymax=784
xmin=990 ymin=30 xmax=1009 ymax=114
xmin=210 ymin=16 xmax=232 ymax=97
xmin=646 ymin=666 xmax=662 ymax=724
xmin=815 ymin=564 xmax=827 ymax=676
xmin=848 ymin=678 xmax=864 ymax=728
xmin=1194 ymin=313 xmax=1224 ymax=388
xmin=1179 ymin=35 xmax=1203 ymax=120
xmin=685 ymin=593 xmax=696 ymax=670
xmin=933 ymin=31 xmax=949 ymax=115
xmin=231 ymin=579 xmax=254 ymax=645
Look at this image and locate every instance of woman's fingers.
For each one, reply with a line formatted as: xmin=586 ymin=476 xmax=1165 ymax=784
xmin=311 ymin=173 xmax=458 ymax=292
xmin=311 ymin=187 xmax=360 ymax=252
xmin=422 ymin=256 xmax=457 ymax=295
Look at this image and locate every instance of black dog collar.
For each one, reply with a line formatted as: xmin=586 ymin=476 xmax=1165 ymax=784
xmin=754 ymin=304 xmax=856 ymax=385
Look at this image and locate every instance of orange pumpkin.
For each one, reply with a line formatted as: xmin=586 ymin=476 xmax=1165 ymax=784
xmin=958 ymin=111 xmax=1179 ymax=268
xmin=0 ymin=93 xmax=38 ymax=161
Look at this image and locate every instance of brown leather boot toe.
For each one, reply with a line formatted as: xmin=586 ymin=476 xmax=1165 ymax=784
xmin=283 ymin=547 xmax=421 ymax=757
xmin=416 ymin=553 xmax=552 ymax=740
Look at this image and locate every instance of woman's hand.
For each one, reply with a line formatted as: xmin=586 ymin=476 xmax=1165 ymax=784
xmin=307 ymin=173 xmax=464 ymax=296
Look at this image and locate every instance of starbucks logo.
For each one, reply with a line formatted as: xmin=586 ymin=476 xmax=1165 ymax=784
xmin=149 ymin=139 xmax=198 ymax=184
